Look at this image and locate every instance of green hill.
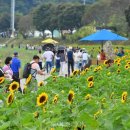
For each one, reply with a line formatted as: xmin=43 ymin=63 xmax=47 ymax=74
xmin=0 ymin=0 xmax=96 ymax=14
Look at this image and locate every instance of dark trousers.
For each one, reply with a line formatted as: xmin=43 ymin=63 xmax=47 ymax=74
xmin=56 ymin=59 xmax=60 ymax=72
xmin=13 ymin=72 xmax=19 ymax=79
xmin=38 ymin=62 xmax=42 ymax=70
xmin=13 ymin=72 xmax=21 ymax=92
xmin=68 ymin=60 xmax=74 ymax=76
xmin=46 ymin=61 xmax=52 ymax=73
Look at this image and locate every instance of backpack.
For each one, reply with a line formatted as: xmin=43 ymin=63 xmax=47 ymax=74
xmin=0 ymin=68 xmax=4 ymax=77
xmin=23 ymin=62 xmax=35 ymax=78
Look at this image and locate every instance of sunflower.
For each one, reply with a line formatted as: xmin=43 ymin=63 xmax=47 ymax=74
xmin=75 ymin=125 xmax=86 ymax=130
xmin=85 ymin=68 xmax=89 ymax=72
xmin=68 ymin=90 xmax=74 ymax=104
xmin=125 ymin=65 xmax=129 ymax=69
xmin=87 ymin=76 xmax=94 ymax=82
xmin=37 ymin=92 xmax=48 ymax=106
xmin=50 ymin=128 xmax=54 ymax=130
xmin=33 ymin=111 xmax=39 ymax=118
xmin=53 ymin=76 xmax=57 ymax=81
xmin=80 ymin=71 xmax=85 ymax=76
xmin=104 ymin=60 xmax=108 ymax=65
xmin=26 ymin=74 xmax=32 ymax=85
xmin=117 ymin=69 xmax=121 ymax=74
xmin=70 ymin=74 xmax=73 ymax=78
xmin=114 ymin=60 xmax=118 ymax=64
xmin=23 ymin=86 xmax=27 ymax=93
xmin=98 ymin=66 xmax=102 ymax=71
xmin=94 ymin=109 xmax=102 ymax=119
xmin=72 ymin=70 xmax=78 ymax=76
xmin=50 ymin=68 xmax=56 ymax=74
xmin=127 ymin=61 xmax=130 ymax=65
xmin=0 ymin=77 xmax=5 ymax=84
xmin=101 ymin=98 xmax=106 ymax=103
xmin=53 ymin=95 xmax=58 ymax=104
xmin=121 ymin=91 xmax=128 ymax=103
xmin=9 ymin=81 xmax=19 ymax=92
xmin=88 ymin=81 xmax=94 ymax=88
xmin=94 ymin=68 xmax=98 ymax=72
xmin=75 ymin=127 xmax=82 ymax=130
xmin=117 ymin=63 xmax=120 ymax=66
xmin=85 ymin=94 xmax=91 ymax=100
xmin=7 ymin=93 xmax=14 ymax=105
xmin=117 ymin=58 xmax=121 ymax=63
xmin=38 ymin=81 xmax=44 ymax=87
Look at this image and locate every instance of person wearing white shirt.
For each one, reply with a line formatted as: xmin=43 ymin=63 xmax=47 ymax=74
xmin=78 ymin=50 xmax=83 ymax=70
xmin=82 ymin=51 xmax=90 ymax=67
xmin=73 ymin=50 xmax=79 ymax=69
xmin=43 ymin=48 xmax=54 ymax=73
xmin=97 ymin=51 xmax=101 ymax=61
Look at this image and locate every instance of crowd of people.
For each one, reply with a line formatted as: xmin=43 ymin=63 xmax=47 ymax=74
xmin=42 ymin=46 xmax=91 ymax=76
xmin=96 ymin=46 xmax=125 ymax=62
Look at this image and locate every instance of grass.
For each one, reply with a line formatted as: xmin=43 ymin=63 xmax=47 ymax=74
xmin=0 ymin=38 xmax=130 ymax=77
xmin=0 ymin=47 xmax=38 ymax=77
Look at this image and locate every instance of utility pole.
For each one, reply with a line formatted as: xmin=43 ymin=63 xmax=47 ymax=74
xmin=11 ymin=0 xmax=15 ymax=38
xmin=83 ymin=0 xmax=86 ymax=5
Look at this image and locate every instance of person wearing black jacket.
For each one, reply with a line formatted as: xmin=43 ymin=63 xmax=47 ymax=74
xmin=67 ymin=47 xmax=74 ymax=76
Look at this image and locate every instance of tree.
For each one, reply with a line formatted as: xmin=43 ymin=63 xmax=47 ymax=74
xmin=0 ymin=13 xmax=10 ymax=31
xmin=33 ymin=4 xmax=58 ymax=38
xmin=125 ymin=6 xmax=130 ymax=27
xmin=18 ymin=14 xmax=33 ymax=38
xmin=66 ymin=23 xmax=96 ymax=42
xmin=58 ymin=4 xmax=85 ymax=32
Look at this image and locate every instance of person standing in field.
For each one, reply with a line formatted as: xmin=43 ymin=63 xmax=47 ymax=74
xmin=55 ymin=52 xmax=61 ymax=72
xmin=67 ymin=47 xmax=74 ymax=76
xmin=78 ymin=49 xmax=83 ymax=70
xmin=37 ymin=50 xmax=43 ymax=70
xmin=11 ymin=52 xmax=21 ymax=79
xmin=3 ymin=57 xmax=13 ymax=81
xmin=30 ymin=55 xmax=45 ymax=77
xmin=82 ymin=50 xmax=90 ymax=68
xmin=43 ymin=48 xmax=54 ymax=74
xmin=30 ymin=55 xmax=45 ymax=91
xmin=59 ymin=50 xmax=66 ymax=75
xmin=100 ymin=49 xmax=106 ymax=60
xmin=73 ymin=49 xmax=79 ymax=70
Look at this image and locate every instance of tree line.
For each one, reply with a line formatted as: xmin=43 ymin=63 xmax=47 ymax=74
xmin=33 ymin=4 xmax=85 ymax=39
xmin=1 ymin=0 xmax=130 ymax=40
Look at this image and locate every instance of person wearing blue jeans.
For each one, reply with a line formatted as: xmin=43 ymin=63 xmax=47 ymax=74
xmin=43 ymin=48 xmax=54 ymax=74
xmin=11 ymin=52 xmax=21 ymax=79
xmin=46 ymin=61 xmax=52 ymax=73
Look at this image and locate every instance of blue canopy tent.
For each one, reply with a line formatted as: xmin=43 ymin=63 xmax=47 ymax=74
xmin=80 ymin=29 xmax=128 ymax=47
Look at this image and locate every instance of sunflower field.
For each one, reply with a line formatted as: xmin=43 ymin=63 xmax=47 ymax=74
xmin=0 ymin=51 xmax=130 ymax=130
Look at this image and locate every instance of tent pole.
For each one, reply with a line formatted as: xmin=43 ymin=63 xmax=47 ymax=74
xmin=101 ymin=42 xmax=103 ymax=49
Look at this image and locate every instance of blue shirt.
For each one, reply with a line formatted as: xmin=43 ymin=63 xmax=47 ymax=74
xmin=11 ymin=57 xmax=21 ymax=73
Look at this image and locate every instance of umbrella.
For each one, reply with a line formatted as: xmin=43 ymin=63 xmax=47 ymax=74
xmin=58 ymin=46 xmax=65 ymax=51
xmin=42 ymin=38 xmax=58 ymax=44
xmin=80 ymin=29 xmax=128 ymax=46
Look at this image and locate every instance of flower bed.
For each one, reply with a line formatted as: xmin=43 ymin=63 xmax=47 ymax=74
xmin=0 ymin=54 xmax=130 ymax=129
